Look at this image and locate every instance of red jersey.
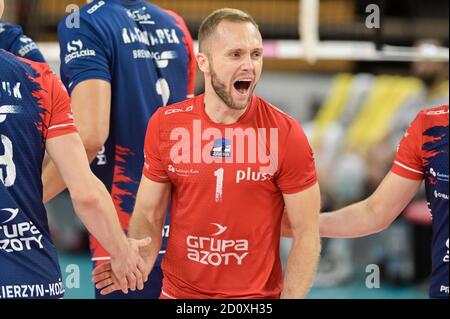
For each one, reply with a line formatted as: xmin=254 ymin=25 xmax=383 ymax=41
xmin=143 ymin=94 xmax=317 ymax=298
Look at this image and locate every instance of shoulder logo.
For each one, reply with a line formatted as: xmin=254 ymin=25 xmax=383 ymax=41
xmin=18 ymin=36 xmax=39 ymax=57
xmin=64 ymin=40 xmax=96 ymax=64
xmin=67 ymin=40 xmax=83 ymax=53
xmin=19 ymin=36 xmax=33 ymax=44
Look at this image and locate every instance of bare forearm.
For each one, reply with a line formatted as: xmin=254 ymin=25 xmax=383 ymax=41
xmin=71 ymin=176 xmax=128 ymax=257
xmin=43 ymin=148 xmax=100 ymax=203
xmin=281 ymin=232 xmax=320 ymax=299
xmin=320 ymin=199 xmax=387 ymax=238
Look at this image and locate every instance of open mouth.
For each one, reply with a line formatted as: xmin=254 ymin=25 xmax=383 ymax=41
xmin=233 ymin=80 xmax=252 ymax=95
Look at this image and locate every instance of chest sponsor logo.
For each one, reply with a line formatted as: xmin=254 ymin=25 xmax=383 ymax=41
xmin=434 ymin=190 xmax=449 ymax=200
xmin=211 ymin=138 xmax=232 ymax=158
xmin=186 ymin=223 xmax=249 ymax=266
xmin=127 ymin=8 xmax=155 ymax=25
xmin=429 ymin=168 xmax=449 ymax=183
xmin=236 ymin=167 xmax=273 ymax=183
xmin=0 ymin=208 xmax=44 ymax=252
xmin=131 ymin=49 xmax=178 ymax=68
xmin=122 ymin=27 xmax=180 ymax=46
xmin=167 ymin=164 xmax=199 ymax=176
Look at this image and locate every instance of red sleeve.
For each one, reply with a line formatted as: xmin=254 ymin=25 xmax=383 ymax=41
xmin=276 ymin=121 xmax=317 ymax=194
xmin=21 ymin=58 xmax=77 ymax=140
xmin=391 ymin=112 xmax=424 ymax=180
xmin=165 ymin=10 xmax=196 ymax=97
xmin=143 ymin=110 xmax=170 ymax=183
xmin=46 ymin=72 xmax=77 ymax=139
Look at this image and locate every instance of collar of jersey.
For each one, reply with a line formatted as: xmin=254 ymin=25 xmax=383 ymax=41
xmin=197 ymin=94 xmax=257 ymax=127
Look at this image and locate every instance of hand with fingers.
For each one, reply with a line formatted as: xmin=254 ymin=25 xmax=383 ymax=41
xmin=93 ymin=237 xmax=153 ymax=295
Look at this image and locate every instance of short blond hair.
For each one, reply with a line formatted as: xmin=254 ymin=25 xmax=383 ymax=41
xmin=198 ymin=8 xmax=259 ymax=52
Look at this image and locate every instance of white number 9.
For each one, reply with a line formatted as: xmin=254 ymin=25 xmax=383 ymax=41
xmin=0 ymin=135 xmax=16 ymax=187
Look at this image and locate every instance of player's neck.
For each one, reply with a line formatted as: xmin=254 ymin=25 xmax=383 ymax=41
xmin=203 ymin=92 xmax=248 ymax=125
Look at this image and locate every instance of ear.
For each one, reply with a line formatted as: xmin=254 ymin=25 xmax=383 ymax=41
xmin=196 ymin=52 xmax=210 ymax=73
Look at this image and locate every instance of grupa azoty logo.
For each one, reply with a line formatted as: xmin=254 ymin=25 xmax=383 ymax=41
xmin=186 ymin=223 xmax=249 ymax=266
xmin=0 ymin=208 xmax=19 ymax=224
xmin=0 ymin=208 xmax=44 ymax=252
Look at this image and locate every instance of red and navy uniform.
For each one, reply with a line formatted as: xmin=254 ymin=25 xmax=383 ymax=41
xmin=392 ymin=105 xmax=449 ymax=299
xmin=0 ymin=50 xmax=76 ymax=299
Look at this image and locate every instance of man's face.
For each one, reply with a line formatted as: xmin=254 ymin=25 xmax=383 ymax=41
xmin=203 ymin=21 xmax=263 ymax=110
xmin=0 ymin=0 xmax=4 ymax=19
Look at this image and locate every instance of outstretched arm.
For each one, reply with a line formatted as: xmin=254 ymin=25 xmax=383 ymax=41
xmin=46 ymin=133 xmax=148 ymax=293
xmin=320 ymin=172 xmax=422 ymax=238
xmin=92 ymin=176 xmax=171 ymax=295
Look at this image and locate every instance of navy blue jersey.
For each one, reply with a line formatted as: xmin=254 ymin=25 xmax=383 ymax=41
xmin=57 ymin=0 xmax=195 ymax=267
xmin=0 ymin=50 xmax=76 ymax=299
xmin=392 ymin=105 xmax=449 ymax=299
xmin=0 ymin=21 xmax=46 ymax=63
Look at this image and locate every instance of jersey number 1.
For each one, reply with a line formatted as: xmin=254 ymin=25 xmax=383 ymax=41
xmin=214 ymin=168 xmax=224 ymax=202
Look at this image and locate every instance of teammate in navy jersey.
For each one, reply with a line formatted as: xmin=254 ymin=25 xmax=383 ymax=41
xmin=42 ymin=0 xmax=196 ymax=299
xmin=0 ymin=0 xmax=150 ymax=299
xmin=319 ymin=105 xmax=449 ymax=299
xmin=0 ymin=21 xmax=46 ymax=62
